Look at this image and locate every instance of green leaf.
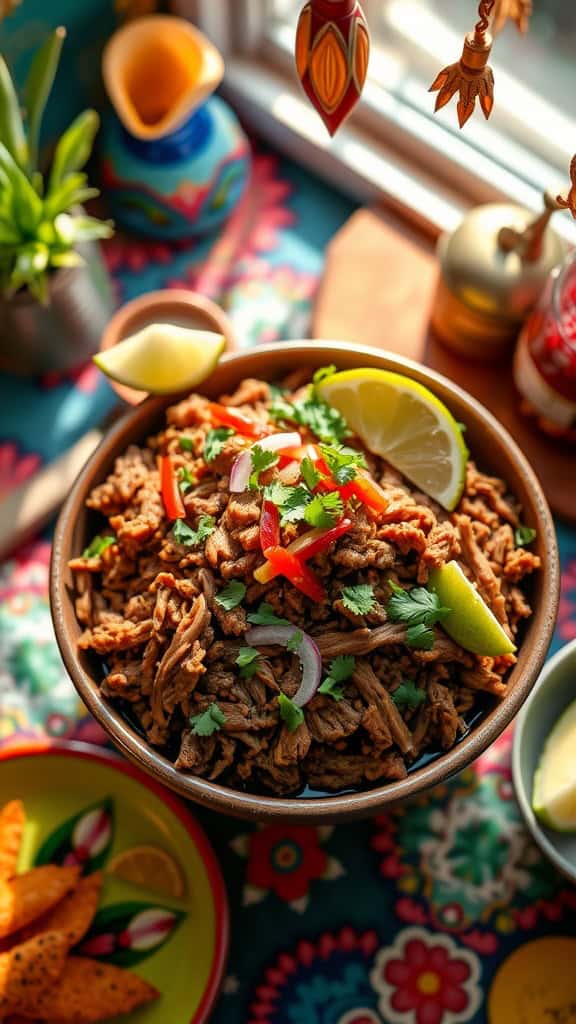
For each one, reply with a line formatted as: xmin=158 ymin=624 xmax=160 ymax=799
xmin=301 ymin=455 xmax=322 ymax=490
xmin=387 ymin=582 xmax=450 ymax=628
xmin=247 ymin=602 xmax=291 ymax=626
xmin=269 ymin=391 xmax=350 ymax=444
xmin=172 ymin=515 xmax=215 ymax=547
xmin=236 ymin=646 xmax=261 ymax=678
xmin=67 ymin=213 xmax=114 ymax=242
xmin=215 ymin=581 xmax=246 ymax=611
xmin=392 ymin=679 xmax=426 ymax=711
xmin=341 ymin=583 xmax=376 ymax=616
xmin=9 ymin=242 xmax=49 ymax=291
xmin=204 ymin=427 xmax=233 ymax=463
xmin=286 ymin=630 xmax=304 ymax=653
xmin=318 ymin=677 xmax=346 ymax=701
xmin=179 ymin=435 xmax=194 ymax=452
xmin=0 ymin=53 xmax=27 ymax=167
xmin=405 ymin=623 xmax=435 ymax=650
xmin=49 ymin=109 xmax=99 ymax=191
xmin=178 ymin=466 xmax=197 ymax=494
xmin=24 ymin=27 xmax=66 ymax=172
xmin=515 ymin=524 xmax=537 ymax=547
xmin=190 ymin=702 xmax=226 ymax=736
xmin=278 ymin=484 xmax=311 ymax=525
xmin=249 ymin=445 xmax=279 ymax=489
xmin=0 ymin=141 xmax=43 ymax=234
xmin=319 ymin=443 xmax=366 ymax=485
xmin=278 ymin=692 xmax=304 ymax=732
xmin=43 ymin=171 xmax=98 ymax=219
xmin=0 ymin=221 xmax=19 ymax=244
xmin=49 ymin=250 xmax=84 ymax=269
xmin=82 ymin=534 xmax=116 ymax=558
xmin=263 ymin=480 xmax=293 ymax=507
xmin=304 ymin=491 xmax=343 ymax=528
xmin=319 ymin=655 xmax=355 ymax=701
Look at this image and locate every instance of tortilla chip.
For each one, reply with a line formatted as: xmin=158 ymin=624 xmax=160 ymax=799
xmin=0 ymin=930 xmax=68 ymax=1016
xmin=17 ymin=872 xmax=102 ymax=950
xmin=0 ymin=865 xmax=80 ymax=939
xmin=21 ymin=956 xmax=159 ymax=1022
xmin=0 ymin=802 xmax=25 ymax=882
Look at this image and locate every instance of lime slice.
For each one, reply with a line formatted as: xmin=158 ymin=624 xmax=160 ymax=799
xmin=94 ymin=323 xmax=225 ymax=394
xmin=317 ymin=368 xmax=468 ymax=510
xmin=108 ymin=844 xmax=185 ymax=898
xmin=428 ymin=560 xmax=516 ymax=656
xmin=533 ymin=700 xmax=576 ymax=832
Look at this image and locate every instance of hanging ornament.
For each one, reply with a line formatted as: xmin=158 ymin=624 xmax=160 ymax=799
xmin=492 ymin=0 xmax=532 ymax=35
xmin=429 ymin=0 xmax=495 ymax=128
xmin=557 ymin=155 xmax=576 ymax=220
xmin=295 ymin=0 xmax=370 ymax=136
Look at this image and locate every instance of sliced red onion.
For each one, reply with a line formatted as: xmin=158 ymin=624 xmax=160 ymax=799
xmin=229 ymin=432 xmax=302 ymax=493
xmin=245 ymin=625 xmax=322 ymax=707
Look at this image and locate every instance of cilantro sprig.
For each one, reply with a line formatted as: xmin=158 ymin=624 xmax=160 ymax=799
xmin=386 ymin=581 xmax=450 ymax=650
xmin=215 ymin=581 xmax=246 ymax=610
xmin=319 ymin=655 xmax=355 ymax=701
xmin=250 ymin=445 xmax=279 ymax=489
xmin=236 ymin=646 xmax=261 ymax=678
xmin=341 ymin=583 xmax=376 ymax=616
xmin=179 ymin=466 xmax=197 ymax=494
xmin=204 ymin=427 xmax=233 ymax=463
xmin=179 ymin=435 xmax=194 ymax=452
xmin=301 ymin=455 xmax=322 ymax=490
xmin=304 ymin=491 xmax=344 ymax=528
xmin=269 ymin=390 xmax=349 ymax=445
xmin=190 ymin=702 xmax=226 ymax=736
xmin=392 ymin=679 xmax=426 ymax=712
xmin=172 ymin=515 xmax=215 ymax=547
xmin=278 ymin=692 xmax=305 ymax=732
xmin=515 ymin=524 xmax=537 ymax=547
xmin=247 ymin=603 xmax=291 ymax=627
xmin=319 ymin=443 xmax=366 ymax=485
xmin=82 ymin=534 xmax=116 ymax=558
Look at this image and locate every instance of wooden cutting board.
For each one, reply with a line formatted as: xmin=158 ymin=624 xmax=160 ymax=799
xmin=313 ymin=207 xmax=576 ymax=525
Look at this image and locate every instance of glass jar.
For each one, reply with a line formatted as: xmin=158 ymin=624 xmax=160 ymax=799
xmin=514 ymin=250 xmax=576 ymax=442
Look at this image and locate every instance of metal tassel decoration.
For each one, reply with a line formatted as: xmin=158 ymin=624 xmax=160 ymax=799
xmin=295 ymin=0 xmax=370 ymax=136
xmin=492 ymin=0 xmax=532 ymax=34
xmin=429 ymin=0 xmax=495 ymax=128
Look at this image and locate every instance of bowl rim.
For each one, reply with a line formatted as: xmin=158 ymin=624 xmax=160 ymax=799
xmin=512 ymin=637 xmax=576 ymax=882
xmin=50 ymin=340 xmax=560 ymax=822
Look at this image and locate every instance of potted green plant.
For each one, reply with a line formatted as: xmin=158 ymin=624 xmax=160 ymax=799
xmin=0 ymin=27 xmax=115 ymax=375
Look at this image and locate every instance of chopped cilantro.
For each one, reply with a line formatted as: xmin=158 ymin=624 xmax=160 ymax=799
xmin=179 ymin=436 xmax=194 ymax=452
xmin=515 ymin=524 xmax=537 ymax=547
xmin=247 ymin=602 xmax=291 ymax=626
xmin=263 ymin=480 xmax=294 ymax=507
xmin=178 ymin=466 xmax=197 ymax=494
xmin=319 ymin=655 xmax=355 ymax=701
xmin=286 ymin=630 xmax=304 ymax=653
xmin=215 ymin=581 xmax=246 ymax=610
xmin=249 ymin=445 xmax=279 ymax=489
xmin=172 ymin=515 xmax=215 ymax=547
xmin=268 ymin=381 xmax=289 ymax=399
xmin=278 ymin=692 xmax=305 ymax=732
xmin=387 ymin=581 xmax=450 ymax=628
xmin=82 ymin=534 xmax=116 ymax=559
xmin=392 ymin=679 xmax=426 ymax=711
xmin=278 ymin=484 xmax=312 ymax=525
xmin=319 ymin=443 xmax=366 ymax=485
xmin=269 ymin=390 xmax=350 ymax=444
xmin=405 ymin=623 xmax=435 ymax=650
xmin=312 ymin=364 xmax=337 ymax=386
xmin=341 ymin=583 xmax=376 ymax=616
xmin=304 ymin=491 xmax=344 ymax=529
xmin=236 ymin=646 xmax=261 ymax=678
xmin=190 ymin=702 xmax=226 ymax=736
xmin=204 ymin=427 xmax=233 ymax=463
xmin=301 ymin=455 xmax=322 ymax=490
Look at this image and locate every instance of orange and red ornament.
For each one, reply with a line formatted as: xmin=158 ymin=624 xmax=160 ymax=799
xmin=295 ymin=0 xmax=370 ymax=136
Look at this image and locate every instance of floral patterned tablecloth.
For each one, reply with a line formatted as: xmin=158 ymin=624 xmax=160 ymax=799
xmin=1 ymin=149 xmax=576 ymax=1024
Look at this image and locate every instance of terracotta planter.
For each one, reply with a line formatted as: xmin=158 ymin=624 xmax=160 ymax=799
xmin=99 ymin=288 xmax=239 ymax=405
xmin=0 ymin=240 xmax=114 ymax=376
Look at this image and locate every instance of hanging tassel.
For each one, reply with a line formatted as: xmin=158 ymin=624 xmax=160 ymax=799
xmin=492 ymin=0 xmax=532 ymax=35
xmin=429 ymin=0 xmax=495 ymax=128
xmin=295 ymin=0 xmax=370 ymax=137
xmin=557 ymin=155 xmax=576 ymax=220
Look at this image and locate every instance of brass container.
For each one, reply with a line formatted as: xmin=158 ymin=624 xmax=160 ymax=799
xmin=431 ymin=202 xmax=566 ymax=361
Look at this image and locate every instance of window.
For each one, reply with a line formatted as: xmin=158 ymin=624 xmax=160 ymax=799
xmin=192 ymin=0 xmax=576 ymax=239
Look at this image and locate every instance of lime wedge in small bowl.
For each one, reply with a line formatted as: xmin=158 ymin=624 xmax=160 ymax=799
xmin=533 ymin=699 xmax=576 ymax=832
xmin=428 ymin=560 xmax=516 ymax=656
xmin=317 ymin=368 xmax=468 ymax=510
xmin=94 ymin=323 xmax=225 ymax=394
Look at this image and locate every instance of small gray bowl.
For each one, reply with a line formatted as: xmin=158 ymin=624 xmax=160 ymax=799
xmin=512 ymin=637 xmax=576 ymax=881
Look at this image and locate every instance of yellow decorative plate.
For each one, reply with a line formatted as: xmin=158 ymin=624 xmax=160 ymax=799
xmin=0 ymin=739 xmax=229 ymax=1023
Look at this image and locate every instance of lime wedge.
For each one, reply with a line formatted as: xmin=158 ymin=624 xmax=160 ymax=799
xmin=428 ymin=560 xmax=516 ymax=656
xmin=94 ymin=324 xmax=225 ymax=394
xmin=317 ymin=368 xmax=468 ymax=510
xmin=533 ymin=700 xmax=576 ymax=832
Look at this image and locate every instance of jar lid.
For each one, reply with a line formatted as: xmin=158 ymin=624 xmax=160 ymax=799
xmin=439 ymin=203 xmax=566 ymax=322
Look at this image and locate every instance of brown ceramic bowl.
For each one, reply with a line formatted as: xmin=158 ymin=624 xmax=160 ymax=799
xmin=50 ymin=342 xmax=560 ymax=823
xmin=99 ymin=289 xmax=239 ymax=405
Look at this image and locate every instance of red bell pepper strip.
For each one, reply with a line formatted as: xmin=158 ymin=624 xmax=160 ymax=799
xmin=160 ymin=455 xmax=185 ymax=520
xmin=208 ymin=402 xmax=268 ymax=438
xmin=259 ymin=500 xmax=281 ymax=554
xmin=254 ymin=517 xmax=352 ymax=584
xmin=261 ymin=546 xmax=326 ymax=602
xmin=347 ymin=471 xmax=389 ymax=513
